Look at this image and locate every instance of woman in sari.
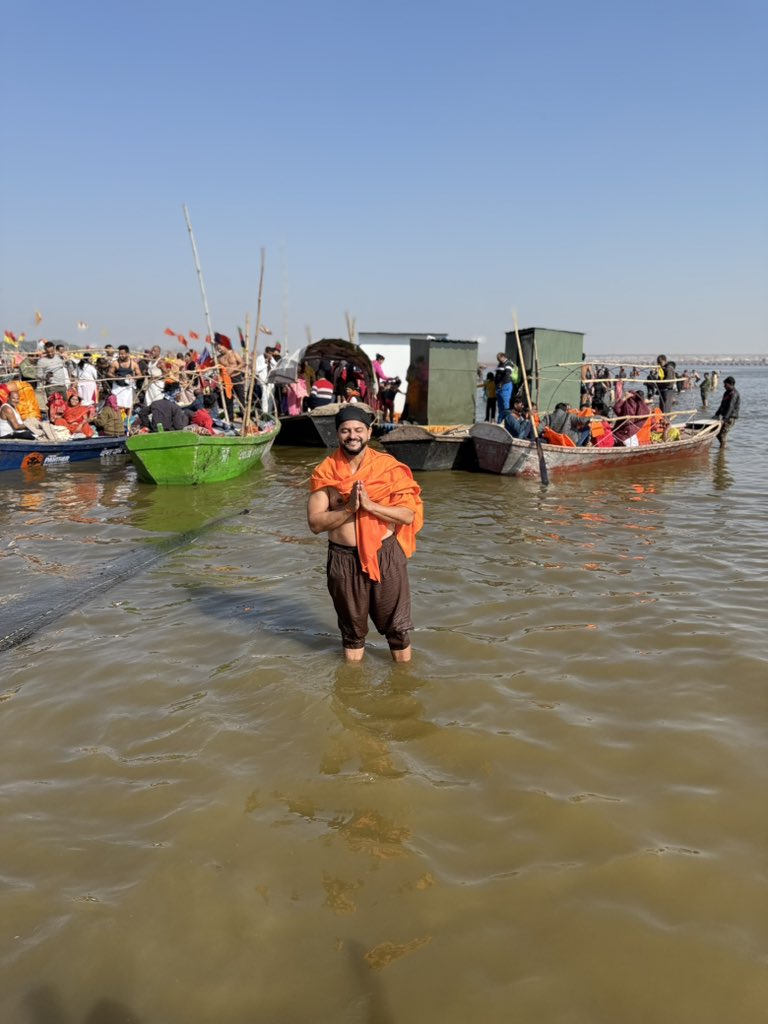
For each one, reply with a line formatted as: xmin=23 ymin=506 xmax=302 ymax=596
xmin=61 ymin=393 xmax=95 ymax=437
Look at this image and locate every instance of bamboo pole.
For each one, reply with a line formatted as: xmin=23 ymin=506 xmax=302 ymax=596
xmin=182 ymin=204 xmax=230 ymax=424
xmin=243 ymin=248 xmax=266 ymax=431
xmin=345 ymin=312 xmax=356 ymax=346
xmin=513 ymin=313 xmax=548 ymax=486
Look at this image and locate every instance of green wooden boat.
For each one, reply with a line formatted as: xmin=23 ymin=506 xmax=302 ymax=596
xmin=126 ymin=421 xmax=280 ymax=485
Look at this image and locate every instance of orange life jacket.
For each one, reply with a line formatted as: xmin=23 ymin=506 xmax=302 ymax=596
xmin=541 ymin=426 xmax=576 ymax=448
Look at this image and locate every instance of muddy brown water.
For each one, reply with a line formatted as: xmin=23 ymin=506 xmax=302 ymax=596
xmin=1 ymin=370 xmax=766 ymax=1023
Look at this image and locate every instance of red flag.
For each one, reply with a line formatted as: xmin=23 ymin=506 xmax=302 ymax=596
xmin=189 ymin=331 xmax=199 ymax=340
xmin=198 ymin=347 xmax=213 ymax=369
xmin=178 ymin=335 xmax=188 ymax=347
xmin=164 ymin=328 xmax=176 ymax=337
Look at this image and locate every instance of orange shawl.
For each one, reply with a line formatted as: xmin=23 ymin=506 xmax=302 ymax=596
xmin=310 ymin=446 xmax=423 ymax=582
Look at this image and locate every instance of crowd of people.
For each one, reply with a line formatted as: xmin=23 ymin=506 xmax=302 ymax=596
xmin=479 ymin=352 xmax=739 ymax=448
xmin=0 ymin=337 xmax=286 ymax=442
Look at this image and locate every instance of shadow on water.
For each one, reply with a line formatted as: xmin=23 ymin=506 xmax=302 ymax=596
xmin=178 ymin=582 xmax=331 ymax=648
xmin=22 ymin=986 xmax=143 ymax=1024
xmin=0 ymin=511 xmax=252 ymax=654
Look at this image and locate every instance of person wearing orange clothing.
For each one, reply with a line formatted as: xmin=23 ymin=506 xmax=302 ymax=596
xmin=307 ymin=406 xmax=423 ymax=663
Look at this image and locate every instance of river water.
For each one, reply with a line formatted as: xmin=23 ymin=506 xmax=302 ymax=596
xmin=1 ymin=370 xmax=766 ymax=1023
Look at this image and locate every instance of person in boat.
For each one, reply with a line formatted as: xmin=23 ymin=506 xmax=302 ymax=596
xmin=504 ymin=395 xmax=533 ymax=440
xmin=379 ymin=376 xmax=401 ymax=424
xmin=307 ymin=405 xmax=423 ymax=664
xmin=494 ymin=352 xmax=518 ymax=424
xmin=46 ymin=390 xmax=68 ymax=423
xmin=143 ymin=345 xmax=167 ymax=406
xmin=110 ymin=345 xmax=141 ymax=413
xmin=541 ymin=403 xmax=591 ymax=446
xmin=578 ymin=397 xmax=613 ymax=446
xmin=93 ymin=394 xmax=125 ymax=436
xmin=332 ymin=360 xmax=351 ymax=402
xmin=185 ymin=409 xmax=216 ymax=435
xmin=481 ymin=372 xmax=497 ymax=422
xmin=371 ymin=353 xmax=388 ymax=408
xmin=713 ymin=376 xmax=740 ymax=446
xmin=38 ymin=340 xmax=70 ymax=403
xmin=309 ymin=371 xmax=334 ymax=409
xmin=0 ymin=388 xmax=36 ymax=440
xmin=655 ymin=354 xmax=675 ymax=413
xmin=612 ymin=389 xmax=651 ymax=447
xmin=137 ymin=382 xmax=190 ymax=433
xmin=285 ymin=372 xmax=309 ymax=416
xmin=76 ymin=352 xmax=100 ymax=407
xmin=214 ymin=335 xmax=247 ymax=420
xmin=58 ymin=393 xmax=96 ymax=437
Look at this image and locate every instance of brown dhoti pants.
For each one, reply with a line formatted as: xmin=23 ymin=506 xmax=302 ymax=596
xmin=326 ymin=535 xmax=413 ymax=650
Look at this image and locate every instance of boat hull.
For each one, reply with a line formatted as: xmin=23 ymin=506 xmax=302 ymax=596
xmin=274 ymin=413 xmax=328 ymax=447
xmin=0 ymin=435 xmax=126 ymax=472
xmin=379 ymin=425 xmax=476 ymax=471
xmin=126 ymin=424 xmax=280 ymax=485
xmin=275 ymin=403 xmax=376 ymax=449
xmin=469 ymin=421 xmax=721 ymax=477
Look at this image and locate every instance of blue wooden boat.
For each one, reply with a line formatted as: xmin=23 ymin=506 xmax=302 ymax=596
xmin=0 ymin=434 xmax=126 ymax=472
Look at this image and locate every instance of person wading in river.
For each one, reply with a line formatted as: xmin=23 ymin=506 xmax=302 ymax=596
xmin=307 ymin=406 xmax=423 ymax=663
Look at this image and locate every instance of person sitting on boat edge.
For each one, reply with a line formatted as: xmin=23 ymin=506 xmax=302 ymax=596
xmin=504 ymin=395 xmax=533 ymax=440
xmin=0 ymin=388 xmax=36 ymax=440
xmin=713 ymin=376 xmax=740 ymax=446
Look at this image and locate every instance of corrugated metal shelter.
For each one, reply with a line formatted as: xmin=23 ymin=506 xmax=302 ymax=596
xmin=504 ymin=327 xmax=585 ymax=413
xmin=404 ymin=338 xmax=478 ymax=425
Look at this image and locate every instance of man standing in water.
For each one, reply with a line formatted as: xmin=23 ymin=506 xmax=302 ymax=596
xmin=307 ymin=406 xmax=423 ymax=662
xmin=713 ymin=376 xmax=740 ymax=446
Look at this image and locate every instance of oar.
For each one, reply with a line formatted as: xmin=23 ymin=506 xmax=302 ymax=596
xmin=513 ymin=314 xmax=549 ymax=486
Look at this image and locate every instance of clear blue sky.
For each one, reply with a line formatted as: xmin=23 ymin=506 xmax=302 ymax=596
xmin=2 ymin=0 xmax=766 ymax=358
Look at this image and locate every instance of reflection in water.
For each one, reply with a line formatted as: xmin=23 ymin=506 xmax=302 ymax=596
xmin=324 ymin=663 xmax=436 ymax=777
xmin=712 ymin=449 xmax=733 ymax=491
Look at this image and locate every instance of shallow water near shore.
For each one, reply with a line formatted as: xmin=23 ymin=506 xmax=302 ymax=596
xmin=1 ymin=370 xmax=766 ymax=1023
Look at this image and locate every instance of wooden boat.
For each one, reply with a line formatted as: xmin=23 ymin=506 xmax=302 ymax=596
xmin=469 ymin=419 xmax=721 ymax=477
xmin=0 ymin=434 xmax=126 ymax=472
xmin=271 ymin=339 xmax=376 ymax=447
xmin=274 ymin=402 xmax=375 ymax=448
xmin=126 ymin=420 xmax=280 ymax=485
xmin=378 ymin=423 xmax=477 ymax=471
